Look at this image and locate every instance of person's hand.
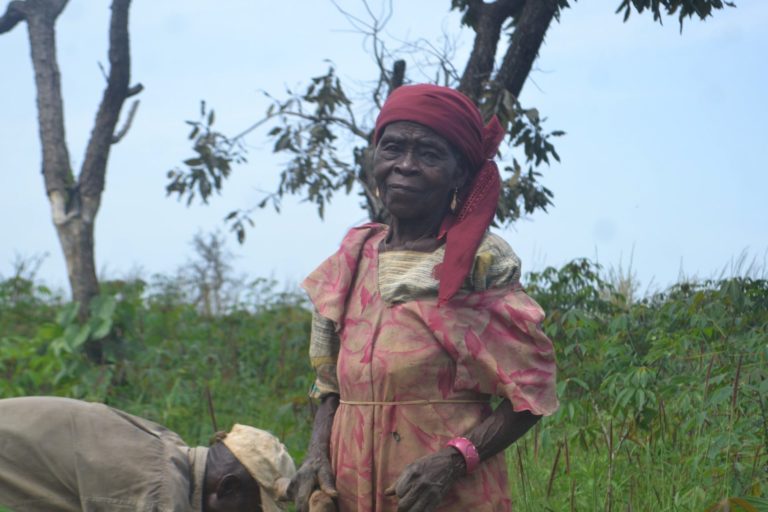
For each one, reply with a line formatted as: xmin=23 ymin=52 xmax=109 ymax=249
xmin=384 ymin=447 xmax=466 ymax=512
xmin=286 ymin=450 xmax=337 ymax=512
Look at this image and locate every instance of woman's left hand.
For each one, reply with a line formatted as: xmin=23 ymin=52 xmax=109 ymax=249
xmin=383 ymin=447 xmax=466 ymax=512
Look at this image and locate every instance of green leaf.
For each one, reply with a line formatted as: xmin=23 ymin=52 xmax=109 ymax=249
xmin=68 ymin=324 xmax=91 ymax=350
xmin=36 ymin=322 xmax=62 ymax=341
xmin=90 ymin=317 xmax=112 ymax=340
xmin=568 ymin=377 xmax=590 ymax=391
xmin=56 ymin=302 xmax=79 ymax=327
xmin=92 ymin=296 xmax=116 ymax=321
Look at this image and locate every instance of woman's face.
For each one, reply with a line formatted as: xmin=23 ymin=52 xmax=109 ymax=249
xmin=373 ymin=121 xmax=467 ymax=222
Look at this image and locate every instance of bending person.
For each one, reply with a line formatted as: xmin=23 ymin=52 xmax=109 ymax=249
xmin=289 ymin=84 xmax=559 ymax=512
xmin=0 ymin=396 xmax=294 ymax=512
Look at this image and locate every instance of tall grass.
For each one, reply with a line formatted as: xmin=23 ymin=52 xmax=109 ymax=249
xmin=0 ymin=257 xmax=766 ymax=510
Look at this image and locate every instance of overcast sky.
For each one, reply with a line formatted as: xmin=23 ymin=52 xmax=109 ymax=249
xmin=1 ymin=1 xmax=766 ymax=297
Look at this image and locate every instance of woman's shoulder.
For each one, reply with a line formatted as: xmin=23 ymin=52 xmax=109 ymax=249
xmin=470 ymin=232 xmax=522 ymax=291
xmin=336 ymin=222 xmax=387 ymax=250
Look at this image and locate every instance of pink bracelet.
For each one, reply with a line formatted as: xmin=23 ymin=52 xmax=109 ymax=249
xmin=446 ymin=436 xmax=480 ymax=474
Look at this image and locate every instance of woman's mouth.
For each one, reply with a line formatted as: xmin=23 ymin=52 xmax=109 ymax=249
xmin=387 ymin=183 xmax=421 ymax=193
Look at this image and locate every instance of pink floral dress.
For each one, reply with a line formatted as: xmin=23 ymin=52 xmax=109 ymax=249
xmin=303 ymin=224 xmax=558 ymax=511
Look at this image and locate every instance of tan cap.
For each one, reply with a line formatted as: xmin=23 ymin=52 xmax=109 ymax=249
xmin=222 ymin=424 xmax=296 ymax=511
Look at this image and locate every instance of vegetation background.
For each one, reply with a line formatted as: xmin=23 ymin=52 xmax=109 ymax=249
xmin=1 ymin=237 xmax=765 ymax=511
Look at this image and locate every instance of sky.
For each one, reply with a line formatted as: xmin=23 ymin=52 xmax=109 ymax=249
xmin=1 ymin=1 xmax=766 ymax=298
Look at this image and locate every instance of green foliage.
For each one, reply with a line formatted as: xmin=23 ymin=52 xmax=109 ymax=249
xmin=170 ymin=65 xmax=564 ymax=235
xmin=261 ymin=68 xmax=361 ymax=222
xmin=0 ymin=271 xmax=315 ymax=456
xmin=616 ymin=0 xmax=736 ymax=30
xmin=1 ymin=257 xmax=764 ymax=509
xmin=451 ymin=0 xmax=575 ymax=29
xmin=477 ymin=84 xmax=562 ymax=222
xmin=165 ymin=1 xmax=736 ymax=242
xmin=166 ymin=101 xmax=249 ymax=239
xmin=167 ymin=3 xmax=570 ymax=239
xmin=520 ymin=261 xmax=767 ymax=510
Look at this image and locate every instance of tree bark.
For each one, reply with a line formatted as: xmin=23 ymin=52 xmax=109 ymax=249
xmin=3 ymin=0 xmax=139 ymax=360
xmin=18 ymin=1 xmax=100 ymax=320
xmin=0 ymin=1 xmax=27 ymax=34
xmin=458 ymin=0 xmax=524 ymax=103
xmin=495 ymin=0 xmax=559 ymax=99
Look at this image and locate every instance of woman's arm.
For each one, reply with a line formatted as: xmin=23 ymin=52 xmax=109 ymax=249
xmin=385 ymin=399 xmax=540 ymax=512
xmin=466 ymin=398 xmax=541 ymax=461
xmin=287 ymin=393 xmax=340 ymax=512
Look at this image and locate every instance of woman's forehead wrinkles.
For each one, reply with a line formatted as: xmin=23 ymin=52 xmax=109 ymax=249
xmin=381 ymin=124 xmax=449 ymax=150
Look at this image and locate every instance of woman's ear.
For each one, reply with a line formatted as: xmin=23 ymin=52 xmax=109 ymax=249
xmin=216 ymin=474 xmax=242 ymax=499
xmin=453 ymin=164 xmax=469 ymax=191
xmin=450 ymin=149 xmax=470 ymax=190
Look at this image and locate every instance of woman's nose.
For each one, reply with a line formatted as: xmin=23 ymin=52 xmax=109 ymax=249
xmin=393 ymin=150 xmax=419 ymax=174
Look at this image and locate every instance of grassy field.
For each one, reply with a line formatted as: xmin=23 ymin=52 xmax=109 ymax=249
xmin=1 ymin=258 xmax=766 ymax=511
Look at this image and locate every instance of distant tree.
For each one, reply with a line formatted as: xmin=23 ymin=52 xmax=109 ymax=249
xmin=167 ymin=0 xmax=734 ymax=241
xmin=0 ymin=0 xmax=142 ymax=356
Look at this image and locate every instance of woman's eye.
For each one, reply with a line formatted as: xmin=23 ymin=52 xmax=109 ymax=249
xmin=381 ymin=143 xmax=400 ymax=153
xmin=420 ymin=151 xmax=440 ymax=163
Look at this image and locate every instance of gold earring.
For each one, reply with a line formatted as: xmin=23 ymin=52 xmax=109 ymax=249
xmin=450 ymin=188 xmax=458 ymax=212
xmin=375 ymin=187 xmax=381 ymax=199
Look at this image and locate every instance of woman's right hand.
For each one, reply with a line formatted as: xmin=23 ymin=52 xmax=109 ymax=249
xmin=287 ymin=450 xmax=337 ymax=512
xmin=288 ymin=393 xmax=340 ymax=512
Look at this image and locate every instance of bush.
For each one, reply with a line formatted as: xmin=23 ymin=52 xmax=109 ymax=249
xmin=1 ymin=259 xmax=766 ymax=510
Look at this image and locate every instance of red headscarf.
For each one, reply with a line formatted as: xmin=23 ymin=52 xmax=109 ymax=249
xmin=374 ymin=84 xmax=505 ymax=304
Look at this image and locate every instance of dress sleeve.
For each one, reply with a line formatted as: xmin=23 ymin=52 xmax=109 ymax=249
xmin=423 ymin=234 xmax=558 ymax=416
xmin=302 ymin=224 xmax=386 ymax=398
xmin=308 ymin=310 xmax=340 ymax=399
xmin=425 ymin=286 xmax=558 ymax=416
xmin=469 ymin=232 xmax=521 ymax=291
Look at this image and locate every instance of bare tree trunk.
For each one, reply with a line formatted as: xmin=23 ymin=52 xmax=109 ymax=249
xmin=23 ymin=1 xmax=100 ymax=313
xmin=458 ymin=0 xmax=524 ymax=102
xmin=1 ymin=0 xmax=141 ymax=361
xmin=495 ymin=0 xmax=559 ymax=99
xmin=55 ymin=216 xmax=100 ymax=317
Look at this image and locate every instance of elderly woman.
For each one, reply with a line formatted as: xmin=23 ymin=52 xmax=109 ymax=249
xmin=289 ymin=84 xmax=558 ymax=512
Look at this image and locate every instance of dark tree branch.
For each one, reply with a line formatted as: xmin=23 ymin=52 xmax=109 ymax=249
xmin=495 ymin=0 xmax=558 ymax=99
xmin=21 ymin=0 xmax=73 ymax=196
xmin=0 ymin=0 xmax=26 ymax=33
xmin=111 ymin=99 xmax=139 ymax=144
xmin=126 ymin=82 xmax=143 ymax=97
xmin=458 ymin=0 xmax=525 ymax=102
xmin=79 ymin=0 xmax=133 ymax=200
xmin=389 ymin=59 xmax=406 ymax=95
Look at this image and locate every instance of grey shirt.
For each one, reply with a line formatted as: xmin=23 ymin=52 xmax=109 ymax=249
xmin=0 ymin=397 xmax=207 ymax=511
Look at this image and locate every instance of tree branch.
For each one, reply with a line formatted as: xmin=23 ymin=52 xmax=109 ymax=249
xmin=111 ymin=98 xmax=139 ymax=144
xmin=458 ymin=0 xmax=525 ymax=102
xmin=126 ymin=82 xmax=143 ymax=97
xmin=279 ymin=110 xmax=370 ymax=141
xmin=389 ymin=59 xmax=406 ymax=95
xmin=0 ymin=0 xmax=26 ymax=34
xmin=495 ymin=0 xmax=558 ymax=99
xmin=22 ymin=0 xmax=73 ymax=196
xmin=79 ymin=0 xmax=133 ymax=201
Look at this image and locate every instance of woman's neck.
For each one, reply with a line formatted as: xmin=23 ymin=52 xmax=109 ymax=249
xmin=383 ymin=215 xmax=445 ymax=252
